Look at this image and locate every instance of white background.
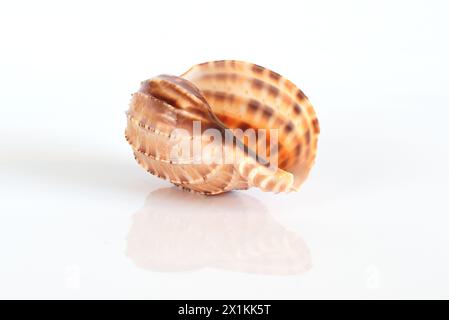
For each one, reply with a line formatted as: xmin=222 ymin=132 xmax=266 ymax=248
xmin=1 ymin=0 xmax=448 ymax=299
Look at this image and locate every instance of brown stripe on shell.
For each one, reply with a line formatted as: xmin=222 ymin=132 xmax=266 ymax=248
xmin=252 ymin=64 xmax=265 ymax=74
xmin=214 ymin=60 xmax=226 ymax=67
xmin=295 ymin=144 xmax=302 ymax=156
xmin=312 ymin=118 xmax=320 ymax=134
xmin=305 ymin=130 xmax=311 ymax=145
xmin=283 ymin=121 xmax=295 ymax=136
xmin=248 ymin=99 xmax=260 ymax=111
xmin=268 ymin=86 xmax=279 ymax=97
xmin=252 ymin=79 xmax=265 ymax=90
xmin=269 ymin=71 xmax=281 ymax=82
xmin=296 ymin=89 xmax=307 ymax=101
xmin=263 ymin=107 xmax=274 ymax=118
xmin=293 ymin=103 xmax=302 ymax=115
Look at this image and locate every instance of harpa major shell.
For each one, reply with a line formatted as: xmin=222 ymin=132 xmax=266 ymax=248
xmin=125 ymin=60 xmax=319 ymax=195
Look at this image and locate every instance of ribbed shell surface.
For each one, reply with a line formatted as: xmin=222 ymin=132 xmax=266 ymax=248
xmin=125 ymin=60 xmax=319 ymax=195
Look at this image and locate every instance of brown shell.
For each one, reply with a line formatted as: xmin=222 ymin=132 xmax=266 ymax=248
xmin=125 ymin=60 xmax=319 ymax=195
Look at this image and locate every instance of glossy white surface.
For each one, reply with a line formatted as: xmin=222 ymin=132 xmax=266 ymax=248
xmin=1 ymin=0 xmax=448 ymax=299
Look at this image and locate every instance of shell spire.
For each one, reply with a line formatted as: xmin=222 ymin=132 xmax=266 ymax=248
xmin=125 ymin=60 xmax=319 ymax=195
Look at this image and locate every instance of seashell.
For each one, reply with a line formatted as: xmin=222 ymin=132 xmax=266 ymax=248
xmin=125 ymin=60 xmax=319 ymax=195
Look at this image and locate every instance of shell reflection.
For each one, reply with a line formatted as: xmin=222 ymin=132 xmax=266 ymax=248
xmin=126 ymin=188 xmax=311 ymax=275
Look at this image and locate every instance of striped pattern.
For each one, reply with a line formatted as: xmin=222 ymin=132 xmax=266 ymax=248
xmin=125 ymin=61 xmax=319 ymax=195
xmin=182 ymin=60 xmax=319 ymax=191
